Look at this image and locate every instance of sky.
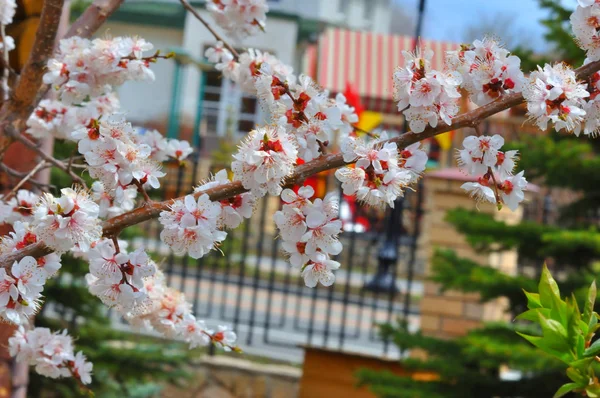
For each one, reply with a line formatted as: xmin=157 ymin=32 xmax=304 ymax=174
xmin=393 ymin=0 xmax=579 ymax=50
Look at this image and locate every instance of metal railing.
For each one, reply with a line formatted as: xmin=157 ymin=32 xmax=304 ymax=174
xmin=133 ymin=153 xmax=425 ymax=361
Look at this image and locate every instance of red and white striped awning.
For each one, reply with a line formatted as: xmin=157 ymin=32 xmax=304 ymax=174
xmin=314 ymin=28 xmax=460 ymax=102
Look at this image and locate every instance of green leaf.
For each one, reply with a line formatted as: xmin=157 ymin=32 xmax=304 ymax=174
xmin=575 ymin=334 xmax=586 ymax=358
xmin=539 ymin=315 xmax=568 ymax=342
xmin=584 ymin=281 xmax=597 ymax=325
xmin=566 ymin=295 xmax=583 ymax=349
xmin=567 ymin=357 xmax=595 ymax=370
xmin=584 ymin=339 xmax=600 ymax=357
xmin=539 ymin=264 xmax=561 ymax=308
xmin=554 ymin=383 xmax=579 ymax=398
xmin=524 ymin=290 xmax=542 ymax=309
xmin=515 ymin=308 xmax=545 ymax=322
xmin=517 ymin=332 xmax=572 ymax=364
xmin=566 ymin=367 xmax=588 ymax=385
xmin=590 ymin=314 xmax=599 ymax=335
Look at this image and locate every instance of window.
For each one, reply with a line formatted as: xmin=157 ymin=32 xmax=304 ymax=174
xmin=200 ymin=45 xmax=266 ymax=137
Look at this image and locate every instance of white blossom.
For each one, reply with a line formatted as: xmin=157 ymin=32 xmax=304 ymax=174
xmin=447 ymin=38 xmax=525 ymax=106
xmin=232 ymin=125 xmax=297 ymax=197
xmin=32 ymin=188 xmax=102 ymax=253
xmin=159 ymin=194 xmax=226 ymax=259
xmin=393 ymin=47 xmax=461 ymax=132
xmin=44 ymin=36 xmax=156 ymax=105
xmin=207 ymin=0 xmax=268 ymax=40
xmin=523 ymin=63 xmax=589 ymax=133
xmin=9 ymin=327 xmax=92 ymax=385
xmin=571 ymin=2 xmax=600 ymax=61
xmin=275 ymin=187 xmax=343 ymax=287
xmin=195 ymin=169 xmax=256 ymax=229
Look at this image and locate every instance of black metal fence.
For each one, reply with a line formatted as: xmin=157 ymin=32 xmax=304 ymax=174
xmin=133 ymin=152 xmax=425 ymax=361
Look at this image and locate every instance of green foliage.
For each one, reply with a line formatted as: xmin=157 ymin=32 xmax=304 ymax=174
xmin=537 ymin=0 xmax=585 ymax=65
xmin=446 ymin=208 xmax=600 ymax=269
xmin=357 ymin=321 xmax=565 ymax=398
xmin=518 ymin=266 xmax=600 ymax=397
xmin=431 ymin=249 xmax=536 ymax=313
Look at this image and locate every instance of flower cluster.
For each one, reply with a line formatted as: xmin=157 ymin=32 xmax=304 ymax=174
xmin=204 ymin=45 xmax=358 ymax=161
xmin=232 ymin=125 xmax=298 ymax=197
xmin=73 ymin=115 xmax=167 ymax=198
xmin=457 ymin=135 xmax=528 ymax=211
xmin=195 ymin=169 xmax=256 ymax=229
xmin=26 ymin=94 xmax=120 ymax=139
xmin=125 ymin=270 xmax=238 ymax=350
xmin=447 ymin=38 xmax=525 ymax=106
xmin=91 ymin=181 xmax=137 ymax=219
xmin=0 ymin=189 xmax=38 ymax=225
xmin=393 ymin=48 xmax=462 ymax=133
xmin=262 ymin=74 xmax=355 ymax=161
xmin=0 ymin=221 xmax=62 ymax=279
xmin=206 ymin=0 xmax=268 ymax=40
xmin=523 ymin=63 xmax=589 ymax=133
xmin=209 ymin=47 xmax=294 ymax=95
xmin=0 ymin=257 xmax=45 ymax=324
xmin=335 ymin=134 xmax=427 ymax=208
xmin=44 ymin=36 xmax=156 ymax=105
xmin=571 ymin=1 xmax=600 ymax=62
xmin=9 ymin=326 xmax=92 ymax=385
xmin=274 ymin=186 xmax=342 ymax=287
xmin=86 ymin=239 xmax=156 ymax=311
xmin=32 ymin=188 xmax=102 ymax=252
xmin=159 ymin=194 xmax=227 ymax=259
xmin=135 ymin=128 xmax=194 ymax=163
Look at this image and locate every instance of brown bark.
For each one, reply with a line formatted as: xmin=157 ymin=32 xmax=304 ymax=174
xmin=64 ymin=0 xmax=125 ymax=40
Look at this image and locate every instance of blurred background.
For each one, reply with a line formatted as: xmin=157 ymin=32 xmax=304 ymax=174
xmin=4 ymin=0 xmax=597 ymax=397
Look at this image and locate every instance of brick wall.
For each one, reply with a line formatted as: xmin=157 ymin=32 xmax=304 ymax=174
xmin=418 ymin=168 xmax=526 ymax=339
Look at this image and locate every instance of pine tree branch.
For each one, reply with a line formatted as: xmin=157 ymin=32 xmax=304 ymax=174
xmin=2 ymin=58 xmax=600 ymax=268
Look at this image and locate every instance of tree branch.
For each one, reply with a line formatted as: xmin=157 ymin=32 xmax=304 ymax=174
xmin=64 ymin=0 xmax=125 ymax=40
xmin=3 ymin=0 xmax=65 ymax=120
xmin=1 ymin=58 xmax=599 ymax=267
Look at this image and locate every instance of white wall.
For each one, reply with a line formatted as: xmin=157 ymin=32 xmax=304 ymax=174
xmin=95 ymin=21 xmax=184 ymax=125
xmin=319 ymin=0 xmax=391 ymax=34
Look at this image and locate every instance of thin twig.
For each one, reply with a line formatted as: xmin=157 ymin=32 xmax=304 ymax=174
xmin=353 ymin=125 xmax=378 ymax=138
xmin=11 ymin=133 xmax=87 ymax=189
xmin=133 ymin=179 xmax=152 ymax=203
xmin=179 ymin=0 xmax=240 ymax=59
xmin=112 ymin=236 xmax=120 ymax=253
xmin=487 ymin=166 xmax=503 ymax=211
xmin=66 ymin=148 xmax=77 ymax=175
xmin=0 ymin=163 xmax=55 ymax=191
xmin=3 ymin=161 xmax=46 ymax=201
